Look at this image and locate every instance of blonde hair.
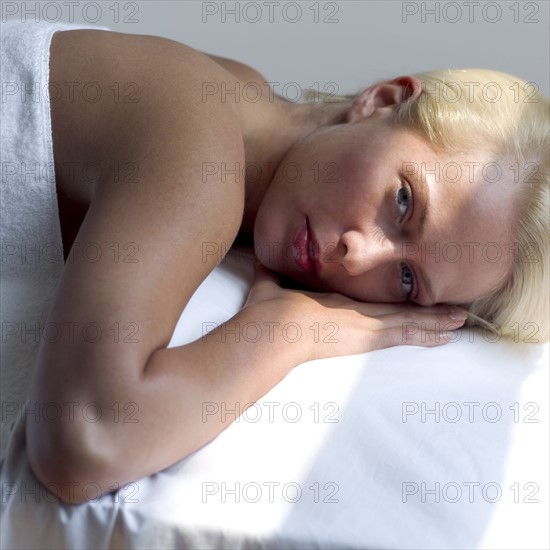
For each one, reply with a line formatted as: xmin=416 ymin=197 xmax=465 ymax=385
xmin=304 ymin=69 xmax=550 ymax=344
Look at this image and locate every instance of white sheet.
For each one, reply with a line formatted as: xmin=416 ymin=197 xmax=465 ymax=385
xmin=1 ymin=249 xmax=548 ymax=549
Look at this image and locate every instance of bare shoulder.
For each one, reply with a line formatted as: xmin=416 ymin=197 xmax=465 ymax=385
xmin=42 ymin=29 xmax=247 ymax=374
xmin=200 ymin=51 xmax=270 ymax=86
xmin=49 ymin=28 xmax=251 ymax=99
xmin=51 ymin=28 xmax=217 ymax=73
xmin=49 ymin=28 xmax=244 ymax=159
xmin=50 ymin=27 xmax=246 ymax=229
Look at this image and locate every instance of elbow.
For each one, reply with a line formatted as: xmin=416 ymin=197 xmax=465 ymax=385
xmin=26 ymin=417 xmax=116 ymax=505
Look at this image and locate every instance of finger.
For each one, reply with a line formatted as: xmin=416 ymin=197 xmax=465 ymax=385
xmin=315 ymin=291 xmax=468 ymax=318
xmin=355 ymin=301 xmax=467 ymax=319
xmin=375 ymin=325 xmax=459 ymax=349
xmin=370 ymin=309 xmax=468 ymax=333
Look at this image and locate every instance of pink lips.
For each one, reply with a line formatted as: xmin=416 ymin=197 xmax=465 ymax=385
xmin=293 ymin=217 xmax=320 ymax=274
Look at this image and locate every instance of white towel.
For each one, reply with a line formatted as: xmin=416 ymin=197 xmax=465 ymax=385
xmin=0 ymin=21 xmax=110 ymax=462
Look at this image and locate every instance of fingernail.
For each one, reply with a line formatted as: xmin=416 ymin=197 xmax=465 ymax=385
xmin=449 ymin=307 xmax=468 ymax=321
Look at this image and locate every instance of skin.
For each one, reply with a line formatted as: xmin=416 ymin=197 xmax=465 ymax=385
xmin=253 ymin=97 xmax=520 ymax=307
xmin=25 ymin=29 xmax=516 ymax=504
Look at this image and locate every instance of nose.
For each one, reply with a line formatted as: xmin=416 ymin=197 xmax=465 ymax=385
xmin=337 ymin=228 xmax=395 ymax=276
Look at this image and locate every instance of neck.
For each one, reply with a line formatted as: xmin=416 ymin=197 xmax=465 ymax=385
xmin=237 ymin=95 xmax=351 ymax=236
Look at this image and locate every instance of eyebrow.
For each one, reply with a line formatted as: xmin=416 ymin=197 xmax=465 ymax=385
xmin=410 ymin=172 xmax=436 ymax=305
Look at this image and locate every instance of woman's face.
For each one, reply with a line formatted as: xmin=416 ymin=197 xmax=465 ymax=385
xmin=253 ymin=108 xmax=520 ymax=306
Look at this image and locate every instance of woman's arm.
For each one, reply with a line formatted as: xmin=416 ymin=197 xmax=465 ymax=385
xmin=25 ymin=43 xmax=248 ymax=502
xmin=31 ymin=259 xmax=460 ymax=506
xmin=26 ymin=33 xmax=465 ymax=505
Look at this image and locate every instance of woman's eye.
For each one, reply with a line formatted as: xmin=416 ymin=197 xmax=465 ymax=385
xmin=396 ymin=180 xmax=412 ymax=219
xmin=401 ymin=263 xmax=415 ymax=301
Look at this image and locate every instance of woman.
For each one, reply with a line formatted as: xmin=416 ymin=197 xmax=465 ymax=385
xmin=2 ymin=24 xmax=547 ymax=503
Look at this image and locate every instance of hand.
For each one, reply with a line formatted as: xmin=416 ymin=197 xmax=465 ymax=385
xmin=245 ymin=262 xmax=468 ymax=360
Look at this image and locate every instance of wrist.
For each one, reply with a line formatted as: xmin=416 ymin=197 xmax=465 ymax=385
xmin=233 ymin=302 xmax=314 ymax=365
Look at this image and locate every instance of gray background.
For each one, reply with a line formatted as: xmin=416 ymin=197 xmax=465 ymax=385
xmin=3 ymin=0 xmax=550 ymax=97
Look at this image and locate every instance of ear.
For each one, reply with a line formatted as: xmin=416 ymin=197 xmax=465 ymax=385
xmin=346 ymin=76 xmax=423 ymax=123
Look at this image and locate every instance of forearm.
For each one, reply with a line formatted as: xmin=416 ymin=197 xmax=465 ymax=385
xmin=142 ymin=301 xmax=312 ymax=455
xmin=31 ymin=270 xmax=460 ymax=504
xmin=36 ymin=302 xmax=312 ymax=503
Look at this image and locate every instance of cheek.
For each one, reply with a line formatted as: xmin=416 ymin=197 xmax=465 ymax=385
xmin=253 ymin=183 xmax=291 ymax=262
xmin=300 ymin=154 xmax=354 ymax=219
xmin=323 ymin=168 xmax=376 ymax=224
xmin=334 ymin=149 xmax=373 ymax=192
xmin=254 ymin=192 xmax=277 ymax=244
xmin=253 ymin=211 xmax=278 ymax=270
